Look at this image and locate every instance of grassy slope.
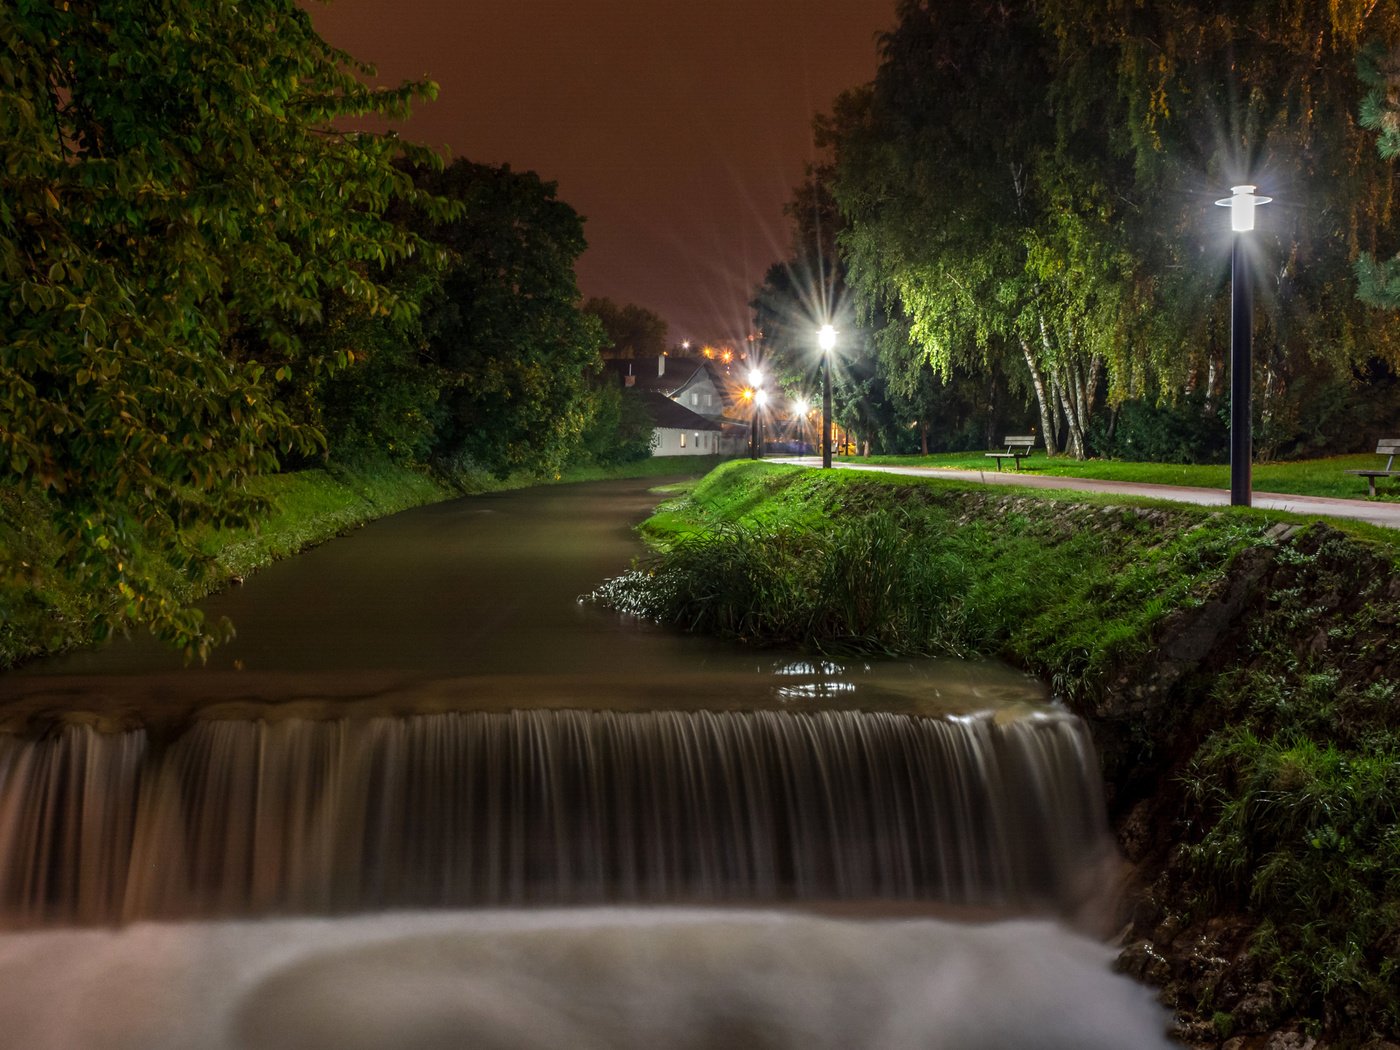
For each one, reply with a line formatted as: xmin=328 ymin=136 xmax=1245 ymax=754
xmin=610 ymin=460 xmax=1400 ymax=1046
xmin=845 ymin=451 xmax=1400 ymax=501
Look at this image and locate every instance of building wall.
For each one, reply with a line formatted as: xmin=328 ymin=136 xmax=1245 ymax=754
xmin=651 ymin=427 xmax=723 ymax=456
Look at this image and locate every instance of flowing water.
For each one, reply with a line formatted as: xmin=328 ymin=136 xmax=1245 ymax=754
xmin=0 ymin=477 xmax=1171 ymax=1046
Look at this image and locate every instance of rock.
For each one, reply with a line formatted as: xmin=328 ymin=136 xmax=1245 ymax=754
xmin=1117 ymin=939 xmax=1172 ymax=984
xmin=1264 ymin=1032 xmax=1317 ymax=1050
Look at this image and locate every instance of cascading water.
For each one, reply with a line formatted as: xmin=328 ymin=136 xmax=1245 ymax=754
xmin=0 ymin=707 xmax=1113 ymax=925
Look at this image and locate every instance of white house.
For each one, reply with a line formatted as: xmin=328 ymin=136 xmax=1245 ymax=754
xmin=606 ymin=356 xmax=748 ymax=456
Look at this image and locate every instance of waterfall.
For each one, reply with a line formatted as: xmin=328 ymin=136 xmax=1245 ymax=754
xmin=0 ymin=709 xmax=1112 ymax=925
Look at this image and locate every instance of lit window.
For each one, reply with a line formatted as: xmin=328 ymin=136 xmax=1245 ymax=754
xmin=679 ymin=432 xmax=687 ymax=448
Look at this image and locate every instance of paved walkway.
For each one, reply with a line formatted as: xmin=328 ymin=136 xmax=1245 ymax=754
xmin=769 ymin=457 xmax=1400 ymax=530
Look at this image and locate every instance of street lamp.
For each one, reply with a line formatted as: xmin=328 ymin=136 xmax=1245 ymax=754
xmin=1214 ymin=184 xmax=1271 ymax=507
xmin=748 ymin=369 xmax=765 ymax=459
xmin=818 ymin=324 xmax=836 ymax=469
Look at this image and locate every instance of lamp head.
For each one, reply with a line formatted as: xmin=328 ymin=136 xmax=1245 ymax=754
xmin=748 ymin=368 xmax=764 ymax=387
xmin=1215 ymin=184 xmax=1272 ymax=232
xmin=818 ymin=324 xmax=836 ymax=352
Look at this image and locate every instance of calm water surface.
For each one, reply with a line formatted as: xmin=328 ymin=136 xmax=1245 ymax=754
xmin=2 ymin=477 xmax=1046 ymax=723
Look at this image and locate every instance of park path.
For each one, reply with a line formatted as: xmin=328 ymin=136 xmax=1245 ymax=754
xmin=771 ymin=457 xmax=1400 ymax=530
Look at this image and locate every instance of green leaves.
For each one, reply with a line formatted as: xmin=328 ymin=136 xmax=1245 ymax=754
xmin=1 ymin=0 xmax=446 ymax=657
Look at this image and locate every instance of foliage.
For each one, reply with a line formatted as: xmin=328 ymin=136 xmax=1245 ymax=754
xmin=575 ymin=383 xmax=656 ymax=467
xmin=582 ymin=297 xmax=669 ymax=359
xmin=403 ymin=160 xmax=606 ymax=481
xmin=1088 ymin=394 xmax=1230 ymax=464
xmin=795 ymin=0 xmax=1400 ymax=462
xmin=1357 ymin=40 xmax=1400 ymax=310
xmin=0 ymin=0 xmax=451 ymax=656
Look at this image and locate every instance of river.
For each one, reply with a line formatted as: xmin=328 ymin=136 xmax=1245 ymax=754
xmin=0 ymin=476 xmax=1172 ymax=1048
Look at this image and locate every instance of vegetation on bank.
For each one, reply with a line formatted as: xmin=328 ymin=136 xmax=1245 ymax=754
xmin=595 ymin=460 xmax=1400 ymax=1047
xmin=0 ymin=454 xmax=727 ymax=672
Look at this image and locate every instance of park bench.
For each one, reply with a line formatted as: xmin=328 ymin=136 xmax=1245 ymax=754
xmin=1344 ymin=438 xmax=1400 ymax=497
xmin=985 ymin=435 xmax=1037 ymax=472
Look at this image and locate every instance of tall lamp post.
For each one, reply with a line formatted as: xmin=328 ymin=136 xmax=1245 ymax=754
xmin=819 ymin=324 xmax=836 ymax=469
xmin=1214 ymin=184 xmax=1271 ymax=507
xmin=748 ymin=368 xmax=765 ymax=459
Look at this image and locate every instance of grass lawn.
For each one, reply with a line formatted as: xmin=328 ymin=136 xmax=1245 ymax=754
xmin=839 ymin=450 xmax=1400 ymax=501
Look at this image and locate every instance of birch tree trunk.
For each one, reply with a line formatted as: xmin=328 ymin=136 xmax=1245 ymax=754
xmin=1020 ymin=337 xmax=1059 ymax=456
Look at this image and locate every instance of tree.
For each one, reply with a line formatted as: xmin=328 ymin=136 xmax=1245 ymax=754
xmin=406 ymin=160 xmax=605 ymax=480
xmin=1041 ymin=0 xmax=1400 ymax=443
xmin=0 ymin=0 xmax=450 ymax=655
xmin=828 ymin=1 xmax=1145 ymax=459
xmin=582 ymin=298 xmax=669 ymax=359
xmin=1357 ymin=39 xmax=1400 ymax=309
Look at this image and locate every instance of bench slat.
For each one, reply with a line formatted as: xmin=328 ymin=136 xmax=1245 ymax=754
xmin=1376 ymin=440 xmax=1400 ymax=453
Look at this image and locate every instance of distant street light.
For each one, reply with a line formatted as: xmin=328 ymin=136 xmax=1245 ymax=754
xmin=818 ymin=324 xmax=836 ymax=469
xmin=1214 ymin=184 xmax=1272 ymax=507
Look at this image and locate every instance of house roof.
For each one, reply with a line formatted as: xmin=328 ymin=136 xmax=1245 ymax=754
xmin=603 ymin=356 xmax=712 ymax=397
xmin=637 ymin=391 xmax=722 ymax=431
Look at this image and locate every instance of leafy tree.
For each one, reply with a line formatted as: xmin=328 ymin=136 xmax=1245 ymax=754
xmin=406 ymin=160 xmax=605 ymax=480
xmin=830 ymin=1 xmax=1141 ymax=458
xmin=1041 ymin=0 xmax=1400 ymax=432
xmin=0 ymin=0 xmax=448 ymax=655
xmin=582 ymin=298 xmax=669 ymax=359
xmin=1357 ymin=40 xmax=1400 ymax=309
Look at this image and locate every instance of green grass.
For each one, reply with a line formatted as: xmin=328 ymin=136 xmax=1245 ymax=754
xmin=596 ymin=461 xmax=1275 ymax=699
xmin=843 ymin=450 xmax=1400 ymax=501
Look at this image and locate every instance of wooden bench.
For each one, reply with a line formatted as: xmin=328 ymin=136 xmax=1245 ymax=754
xmin=985 ymin=435 xmax=1037 ymax=472
xmin=1345 ymin=438 xmax=1400 ymax=497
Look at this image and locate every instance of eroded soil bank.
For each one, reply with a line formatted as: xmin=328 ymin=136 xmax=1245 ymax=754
xmin=611 ymin=463 xmax=1400 ymax=1049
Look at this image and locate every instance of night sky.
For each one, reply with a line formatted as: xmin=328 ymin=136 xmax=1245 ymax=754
xmin=303 ymin=0 xmax=896 ymax=344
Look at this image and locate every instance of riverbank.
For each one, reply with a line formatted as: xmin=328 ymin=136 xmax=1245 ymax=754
xmin=0 ymin=455 xmax=729 ymax=672
xmin=597 ymin=461 xmax=1400 ymax=1048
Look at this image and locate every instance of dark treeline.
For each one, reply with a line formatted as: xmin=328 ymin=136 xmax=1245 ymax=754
xmin=754 ymin=0 xmax=1400 ymax=462
xmin=0 ymin=0 xmax=649 ymax=655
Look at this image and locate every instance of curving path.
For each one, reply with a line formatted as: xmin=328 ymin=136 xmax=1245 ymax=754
xmin=771 ymin=457 xmax=1400 ymax=530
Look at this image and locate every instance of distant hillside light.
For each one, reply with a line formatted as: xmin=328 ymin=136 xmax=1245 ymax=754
xmin=1214 ymin=184 xmax=1271 ymax=506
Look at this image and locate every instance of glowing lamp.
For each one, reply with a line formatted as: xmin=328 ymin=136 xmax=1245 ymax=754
xmin=748 ymin=368 xmax=764 ymax=387
xmin=755 ymin=389 xmax=769 ymax=407
xmin=793 ymin=398 xmax=809 ymax=417
xmin=1214 ymin=185 xmax=1272 ymax=232
xmin=819 ymin=324 xmax=836 ymax=352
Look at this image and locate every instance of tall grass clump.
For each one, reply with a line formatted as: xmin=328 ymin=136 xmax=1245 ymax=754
xmin=592 ymin=510 xmax=981 ymax=656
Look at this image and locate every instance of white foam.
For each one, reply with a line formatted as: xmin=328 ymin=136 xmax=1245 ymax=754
xmin=0 ymin=908 xmax=1171 ymax=1049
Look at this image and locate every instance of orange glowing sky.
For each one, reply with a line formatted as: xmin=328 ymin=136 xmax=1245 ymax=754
xmin=302 ymin=0 xmax=895 ymax=343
